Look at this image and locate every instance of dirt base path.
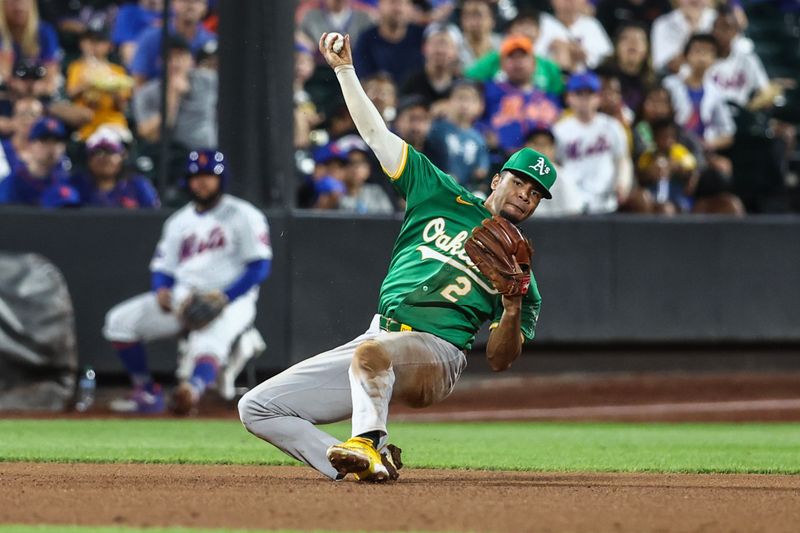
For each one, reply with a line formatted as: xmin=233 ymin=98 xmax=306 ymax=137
xmin=1 ymin=463 xmax=799 ymax=533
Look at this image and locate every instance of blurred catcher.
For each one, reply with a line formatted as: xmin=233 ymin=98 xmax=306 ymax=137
xmin=103 ymin=149 xmax=272 ymax=415
xmin=238 ymin=32 xmax=555 ymax=482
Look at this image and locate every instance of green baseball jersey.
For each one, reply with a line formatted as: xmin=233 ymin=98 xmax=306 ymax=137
xmin=378 ymin=143 xmax=541 ymax=350
xmin=464 ymin=51 xmax=565 ymax=96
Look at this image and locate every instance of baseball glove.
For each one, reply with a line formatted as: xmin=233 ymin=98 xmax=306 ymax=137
xmin=179 ymin=291 xmax=228 ymax=330
xmin=464 ymin=215 xmax=534 ymax=296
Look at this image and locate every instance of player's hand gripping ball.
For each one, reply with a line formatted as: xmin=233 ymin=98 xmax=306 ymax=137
xmin=465 ymin=216 xmax=534 ymax=296
xmin=319 ymin=32 xmax=352 ymax=69
xmin=179 ymin=291 xmax=229 ymax=331
xmin=324 ymin=32 xmax=344 ymax=54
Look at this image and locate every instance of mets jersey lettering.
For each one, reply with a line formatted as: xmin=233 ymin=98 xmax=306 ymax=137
xmin=179 ymin=227 xmax=227 ymax=263
xmin=150 ymin=194 xmax=272 ymax=293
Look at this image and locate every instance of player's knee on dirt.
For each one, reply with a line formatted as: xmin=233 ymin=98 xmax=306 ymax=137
xmin=237 ymin=391 xmax=281 ymax=438
xmin=237 ymin=391 xmax=262 ymax=433
xmin=238 ymin=386 xmax=286 ymax=434
xmin=352 ymin=340 xmax=392 ymax=377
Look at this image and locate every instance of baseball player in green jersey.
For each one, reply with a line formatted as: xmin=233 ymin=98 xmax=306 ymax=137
xmin=237 ymin=32 xmax=557 ymax=482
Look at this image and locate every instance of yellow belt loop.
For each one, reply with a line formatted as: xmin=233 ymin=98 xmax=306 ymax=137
xmin=380 ymin=315 xmax=412 ymax=332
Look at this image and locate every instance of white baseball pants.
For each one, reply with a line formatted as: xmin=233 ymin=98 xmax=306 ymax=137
xmin=103 ymin=291 xmax=257 ymax=365
xmin=238 ymin=314 xmax=467 ymax=479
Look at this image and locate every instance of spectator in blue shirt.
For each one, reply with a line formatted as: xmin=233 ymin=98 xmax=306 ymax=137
xmin=0 ymin=117 xmax=72 ymax=206
xmin=429 ymin=81 xmax=490 ymax=192
xmin=0 ymin=0 xmax=63 ymax=96
xmin=480 ymin=36 xmax=562 ymax=155
xmin=129 ymin=0 xmax=215 ymax=84
xmin=38 ymin=183 xmax=81 ymax=208
xmin=70 ymin=127 xmax=160 ymax=209
xmin=113 ymin=0 xmax=164 ymax=66
xmin=353 ymin=0 xmax=425 ymax=88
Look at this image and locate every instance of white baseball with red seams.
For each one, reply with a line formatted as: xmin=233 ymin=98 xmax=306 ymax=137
xmin=324 ymin=32 xmax=344 ymax=54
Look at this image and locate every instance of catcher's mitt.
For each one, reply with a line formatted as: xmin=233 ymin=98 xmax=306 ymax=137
xmin=464 ymin=215 xmax=533 ymax=296
xmin=179 ymin=291 xmax=228 ymax=330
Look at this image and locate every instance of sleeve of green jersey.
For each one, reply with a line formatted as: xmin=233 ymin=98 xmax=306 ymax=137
xmin=489 ymin=279 xmax=542 ymax=341
xmin=536 ymin=56 xmax=565 ymax=95
xmin=384 ymin=142 xmax=457 ymax=208
xmin=464 ymin=51 xmax=501 ymax=82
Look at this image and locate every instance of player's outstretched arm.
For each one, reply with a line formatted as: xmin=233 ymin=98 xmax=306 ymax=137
xmin=319 ymin=32 xmax=405 ymax=177
xmin=485 ymin=296 xmax=524 ymax=372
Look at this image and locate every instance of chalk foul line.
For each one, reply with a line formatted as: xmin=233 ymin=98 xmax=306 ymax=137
xmin=392 ymin=398 xmax=800 ymax=422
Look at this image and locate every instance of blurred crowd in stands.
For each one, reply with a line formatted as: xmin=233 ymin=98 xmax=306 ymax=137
xmin=0 ymin=0 xmax=218 ymax=209
xmin=295 ymin=0 xmax=800 ymax=215
xmin=0 ymin=0 xmax=796 ymax=215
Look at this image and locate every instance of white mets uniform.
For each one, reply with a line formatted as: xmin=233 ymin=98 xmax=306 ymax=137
xmin=103 ymin=194 xmax=272 ymax=364
xmin=706 ymin=41 xmax=769 ymax=107
xmin=553 ymin=113 xmax=628 ymax=214
xmin=536 ymin=12 xmax=613 ymax=70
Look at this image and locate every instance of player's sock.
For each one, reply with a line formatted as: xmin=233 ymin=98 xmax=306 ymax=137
xmin=357 ymin=431 xmax=382 ymax=449
xmin=113 ymin=341 xmax=153 ymax=389
xmin=188 ymin=355 xmax=219 ymax=397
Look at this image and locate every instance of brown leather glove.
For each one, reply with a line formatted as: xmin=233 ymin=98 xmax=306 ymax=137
xmin=179 ymin=291 xmax=228 ymax=331
xmin=464 ymin=215 xmax=534 ymax=296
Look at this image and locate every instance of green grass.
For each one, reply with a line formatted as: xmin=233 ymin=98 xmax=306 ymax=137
xmin=1 ymin=419 xmax=800 ymax=474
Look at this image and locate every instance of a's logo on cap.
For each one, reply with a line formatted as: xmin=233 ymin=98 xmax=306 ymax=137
xmin=529 ymin=157 xmax=550 ymax=175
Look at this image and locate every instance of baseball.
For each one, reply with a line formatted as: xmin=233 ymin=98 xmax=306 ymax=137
xmin=324 ymin=32 xmax=344 ymax=54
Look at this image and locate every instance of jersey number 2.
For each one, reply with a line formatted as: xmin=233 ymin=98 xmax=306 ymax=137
xmin=440 ymin=276 xmax=472 ymax=303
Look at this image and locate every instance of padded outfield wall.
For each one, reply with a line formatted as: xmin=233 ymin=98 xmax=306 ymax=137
xmin=1 ymin=209 xmax=799 ymax=374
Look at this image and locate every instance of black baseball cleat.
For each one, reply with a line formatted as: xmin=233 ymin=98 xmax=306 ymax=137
xmin=382 ymin=443 xmax=403 ymax=481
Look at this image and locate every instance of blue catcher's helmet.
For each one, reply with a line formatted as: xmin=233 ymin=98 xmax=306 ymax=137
xmin=184 ymin=149 xmax=226 ymax=188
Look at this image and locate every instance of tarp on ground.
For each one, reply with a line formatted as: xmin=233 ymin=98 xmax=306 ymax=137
xmin=0 ymin=252 xmax=77 ymax=410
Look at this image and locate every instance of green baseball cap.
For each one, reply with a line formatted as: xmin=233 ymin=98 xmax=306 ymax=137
xmin=501 ymin=148 xmax=557 ymax=199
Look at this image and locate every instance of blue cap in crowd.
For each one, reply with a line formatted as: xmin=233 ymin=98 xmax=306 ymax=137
xmin=29 ymin=118 xmax=67 ymax=142
xmin=565 ymin=72 xmax=601 ymax=93
xmin=315 ymin=175 xmax=346 ymax=195
xmin=313 ymin=142 xmax=349 ymax=165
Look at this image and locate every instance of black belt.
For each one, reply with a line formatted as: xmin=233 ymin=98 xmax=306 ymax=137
xmin=379 ymin=315 xmax=414 ymax=332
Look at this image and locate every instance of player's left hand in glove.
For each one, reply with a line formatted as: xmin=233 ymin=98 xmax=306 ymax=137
xmin=179 ymin=290 xmax=228 ymax=331
xmin=464 ymin=215 xmax=534 ymax=296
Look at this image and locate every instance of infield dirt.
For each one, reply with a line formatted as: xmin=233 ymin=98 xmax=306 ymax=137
xmin=1 ymin=462 xmax=799 ymax=533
